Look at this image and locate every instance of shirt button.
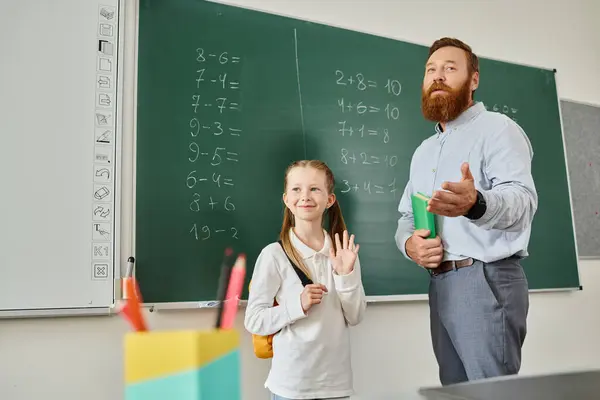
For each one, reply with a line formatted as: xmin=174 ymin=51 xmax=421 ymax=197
xmin=432 ymin=168 xmax=436 ymax=173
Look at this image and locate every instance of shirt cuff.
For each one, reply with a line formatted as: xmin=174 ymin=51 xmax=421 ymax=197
xmin=398 ymin=232 xmax=413 ymax=260
xmin=283 ymin=286 xmax=307 ymax=322
xmin=333 ymin=267 xmax=360 ymax=293
xmin=469 ymin=189 xmax=499 ymax=228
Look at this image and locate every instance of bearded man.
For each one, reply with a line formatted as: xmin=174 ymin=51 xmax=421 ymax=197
xmin=394 ymin=38 xmax=538 ymax=385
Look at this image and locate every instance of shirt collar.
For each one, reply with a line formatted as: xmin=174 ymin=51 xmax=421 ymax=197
xmin=289 ymin=228 xmax=331 ymax=260
xmin=435 ymin=101 xmax=486 ymax=135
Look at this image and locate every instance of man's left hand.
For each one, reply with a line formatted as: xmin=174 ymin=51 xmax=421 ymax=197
xmin=427 ymin=162 xmax=478 ymax=217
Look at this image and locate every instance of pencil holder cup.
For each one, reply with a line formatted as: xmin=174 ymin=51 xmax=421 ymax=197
xmin=124 ymin=329 xmax=241 ymax=400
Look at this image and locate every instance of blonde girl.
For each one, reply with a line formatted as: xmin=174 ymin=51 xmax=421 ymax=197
xmin=244 ymin=160 xmax=366 ymax=400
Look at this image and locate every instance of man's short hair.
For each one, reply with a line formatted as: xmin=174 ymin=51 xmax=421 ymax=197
xmin=428 ymin=37 xmax=479 ymax=76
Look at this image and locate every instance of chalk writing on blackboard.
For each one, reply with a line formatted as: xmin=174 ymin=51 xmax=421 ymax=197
xmin=337 ymin=98 xmax=400 ymax=120
xmin=341 ymin=178 xmax=397 ymax=197
xmin=334 ymin=69 xmax=401 ymax=199
xmin=186 ymin=171 xmax=235 ymax=188
xmin=189 ymin=224 xmax=239 ymax=240
xmin=335 ymin=70 xmax=402 ymax=97
xmin=189 ymin=119 xmax=242 ymax=137
xmin=338 ymin=121 xmax=391 ymax=144
xmin=188 ymin=47 xmax=242 ymax=241
xmin=485 ymin=103 xmax=519 ymax=122
xmin=340 ymin=148 xmax=398 ymax=167
xmin=189 ymin=193 xmax=236 ymax=213
xmin=196 ymin=48 xmax=241 ymax=65
xmin=187 ymin=144 xmax=239 ymax=164
xmin=196 ymin=70 xmax=240 ymax=90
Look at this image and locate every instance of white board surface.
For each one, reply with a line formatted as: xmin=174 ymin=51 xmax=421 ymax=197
xmin=0 ymin=0 xmax=122 ymax=316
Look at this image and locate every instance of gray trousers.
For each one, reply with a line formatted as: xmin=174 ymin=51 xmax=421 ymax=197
xmin=429 ymin=256 xmax=529 ymax=385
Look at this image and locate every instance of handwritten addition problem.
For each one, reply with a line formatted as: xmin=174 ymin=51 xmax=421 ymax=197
xmin=338 ymin=121 xmax=390 ymax=144
xmin=335 ymin=70 xmax=402 ymax=95
xmin=188 ymin=47 xmax=242 ymax=241
xmin=340 ymin=148 xmax=398 ymax=167
xmin=335 ymin=70 xmax=401 ymax=198
xmin=341 ymin=178 xmax=397 ymax=196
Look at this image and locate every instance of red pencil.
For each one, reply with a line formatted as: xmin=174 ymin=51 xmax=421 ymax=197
xmin=220 ymin=254 xmax=246 ymax=329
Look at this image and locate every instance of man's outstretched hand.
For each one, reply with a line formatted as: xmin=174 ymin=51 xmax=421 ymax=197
xmin=427 ymin=162 xmax=478 ymax=217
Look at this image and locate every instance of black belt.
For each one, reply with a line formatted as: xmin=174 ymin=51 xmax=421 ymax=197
xmin=429 ymin=257 xmax=474 ymax=276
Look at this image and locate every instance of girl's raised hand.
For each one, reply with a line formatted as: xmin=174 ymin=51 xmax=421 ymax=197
xmin=329 ymin=230 xmax=359 ymax=276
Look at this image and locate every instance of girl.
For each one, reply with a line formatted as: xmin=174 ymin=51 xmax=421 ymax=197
xmin=244 ymin=160 xmax=367 ymax=400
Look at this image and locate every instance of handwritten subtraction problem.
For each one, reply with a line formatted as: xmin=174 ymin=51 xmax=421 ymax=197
xmin=188 ymin=47 xmax=243 ymax=241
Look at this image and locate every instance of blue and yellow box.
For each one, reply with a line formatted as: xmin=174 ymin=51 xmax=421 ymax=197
xmin=124 ymin=329 xmax=241 ymax=400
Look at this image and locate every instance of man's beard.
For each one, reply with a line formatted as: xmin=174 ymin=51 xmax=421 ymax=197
xmin=421 ymin=79 xmax=472 ymax=123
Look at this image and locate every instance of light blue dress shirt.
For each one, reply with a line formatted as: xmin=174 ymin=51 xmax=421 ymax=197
xmin=395 ymin=102 xmax=538 ymax=263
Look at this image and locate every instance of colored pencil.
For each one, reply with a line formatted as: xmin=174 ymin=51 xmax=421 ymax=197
xmin=215 ymin=247 xmax=235 ymax=329
xmin=220 ymin=254 xmax=246 ymax=329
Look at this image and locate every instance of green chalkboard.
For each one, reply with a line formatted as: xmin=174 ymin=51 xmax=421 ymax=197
xmin=135 ymin=0 xmax=580 ymax=304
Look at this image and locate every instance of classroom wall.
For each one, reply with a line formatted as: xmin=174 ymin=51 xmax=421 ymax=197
xmin=1 ymin=1 xmax=599 ymax=399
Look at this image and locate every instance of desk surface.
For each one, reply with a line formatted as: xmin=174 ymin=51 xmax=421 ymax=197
xmin=418 ymin=369 xmax=600 ymax=400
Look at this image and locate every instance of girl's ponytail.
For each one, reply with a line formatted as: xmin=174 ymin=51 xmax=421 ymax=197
xmin=279 ymin=203 xmax=312 ymax=279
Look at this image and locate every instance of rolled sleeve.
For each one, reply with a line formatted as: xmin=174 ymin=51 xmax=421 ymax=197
xmin=469 ymin=118 xmax=538 ymax=232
